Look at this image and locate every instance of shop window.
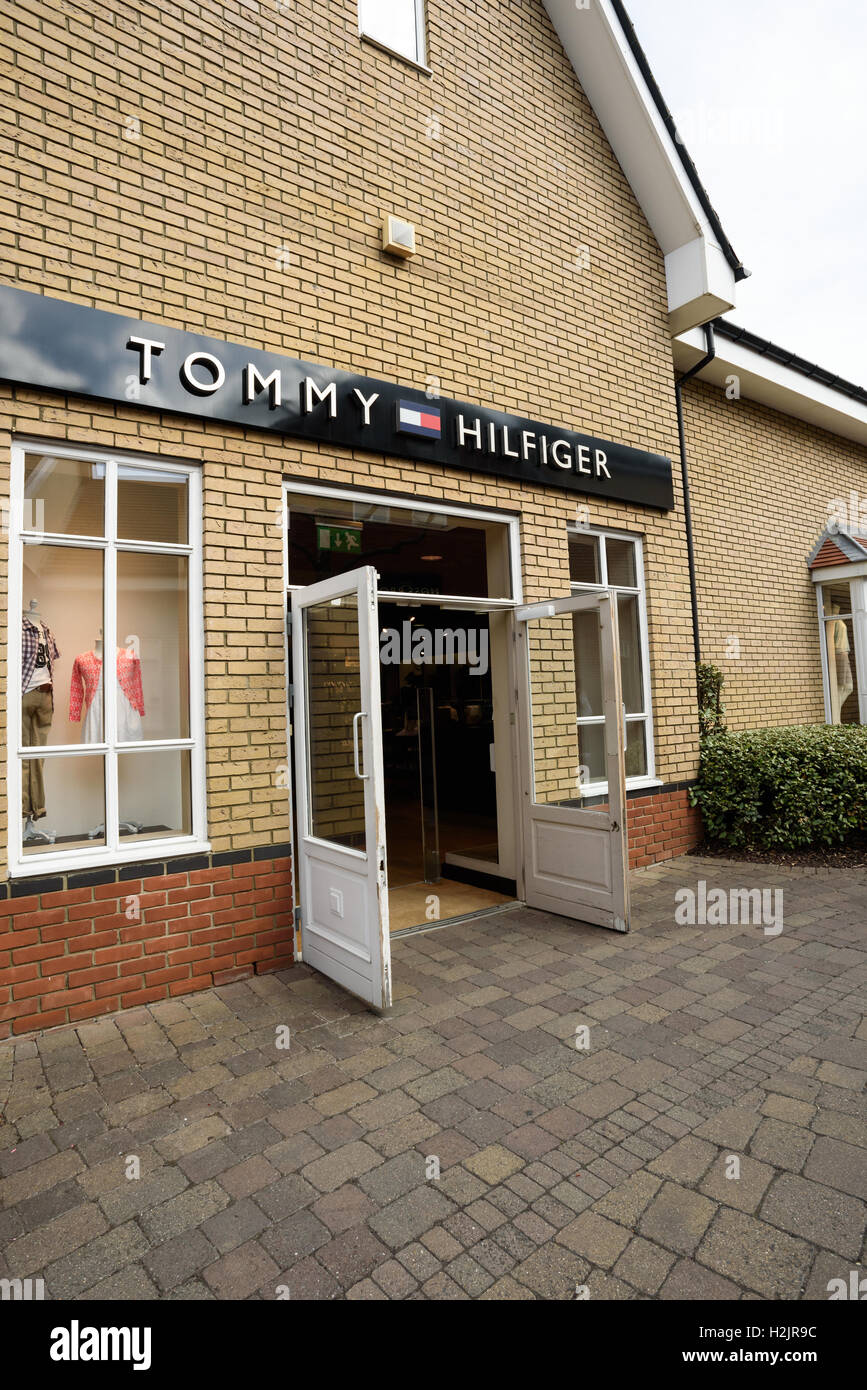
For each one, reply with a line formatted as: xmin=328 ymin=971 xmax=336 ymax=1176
xmin=9 ymin=445 xmax=205 ymax=872
xmin=359 ymin=0 xmax=427 ymax=66
xmin=568 ymin=528 xmax=655 ymax=788
xmin=820 ymin=580 xmax=861 ymax=724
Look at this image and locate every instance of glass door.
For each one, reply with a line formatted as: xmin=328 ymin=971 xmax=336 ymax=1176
xmin=291 ymin=566 xmax=392 ymax=1008
xmin=514 ymin=590 xmax=630 ymax=932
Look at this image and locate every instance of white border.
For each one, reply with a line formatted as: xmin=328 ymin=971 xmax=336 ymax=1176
xmin=8 ymin=439 xmax=209 ymax=878
xmin=359 ymin=0 xmax=428 ymax=69
xmin=566 ymin=523 xmax=658 ymax=796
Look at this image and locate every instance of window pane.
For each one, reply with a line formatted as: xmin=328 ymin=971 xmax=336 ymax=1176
xmin=578 ymin=723 xmax=606 ymax=783
xmin=527 ymin=612 xmax=584 ymax=805
xmin=306 ymin=596 xmax=366 ymax=847
xmin=606 ymin=537 xmax=637 ymax=588
xmin=119 ymin=749 xmax=192 ymax=840
xmin=360 ymin=0 xmax=421 ymax=60
xmin=822 ymin=580 xmax=851 ymax=617
xmin=22 ymin=754 xmax=105 ymax=853
xmin=22 ymin=544 xmax=104 ymax=747
xmin=287 ymin=491 xmax=509 ymax=598
xmin=24 ymin=451 xmax=104 ymax=536
xmin=569 ymin=534 xmax=601 ymax=585
xmin=826 ymin=615 xmax=859 ymax=723
xmin=118 ymin=467 xmax=188 ymax=544
xmin=625 ymin=721 xmax=648 ymax=777
xmin=117 ymin=553 xmax=190 ymax=740
xmin=618 ymin=593 xmax=645 ymax=714
xmin=573 ymin=610 xmax=603 ymax=717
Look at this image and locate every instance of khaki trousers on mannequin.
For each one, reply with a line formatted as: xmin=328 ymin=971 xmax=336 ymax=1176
xmin=22 ymin=687 xmax=53 ymax=819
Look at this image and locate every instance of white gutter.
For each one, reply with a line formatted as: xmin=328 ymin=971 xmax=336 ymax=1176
xmin=674 ymin=327 xmax=867 ymax=447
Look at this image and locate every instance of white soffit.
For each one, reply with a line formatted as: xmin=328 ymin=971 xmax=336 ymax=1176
xmin=675 ymin=328 xmax=867 ymax=448
xmin=542 ymin=0 xmax=739 ymax=333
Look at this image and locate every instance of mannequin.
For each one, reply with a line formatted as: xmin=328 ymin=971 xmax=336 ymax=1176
xmin=21 ymin=598 xmax=60 ymax=844
xmin=69 ymin=631 xmax=145 ymax=743
xmin=828 ymin=604 xmax=855 ymax=723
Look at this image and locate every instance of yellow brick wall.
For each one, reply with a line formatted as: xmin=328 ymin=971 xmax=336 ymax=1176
xmin=683 ymin=376 xmax=867 ymax=729
xmin=0 ymin=0 xmax=702 ymax=875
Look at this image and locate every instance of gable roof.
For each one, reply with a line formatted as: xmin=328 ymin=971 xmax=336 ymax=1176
xmin=542 ymin=0 xmax=744 ymax=334
xmin=808 ymin=530 xmax=867 ymax=570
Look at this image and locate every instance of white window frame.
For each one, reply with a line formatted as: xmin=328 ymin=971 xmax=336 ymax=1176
xmin=567 ymin=524 xmax=659 ymax=796
xmin=7 ymin=440 xmax=208 ymax=877
xmin=814 ymin=573 xmax=867 ymax=725
xmin=283 ymin=480 xmax=522 ymax=606
xmin=358 ymin=0 xmax=429 ymax=71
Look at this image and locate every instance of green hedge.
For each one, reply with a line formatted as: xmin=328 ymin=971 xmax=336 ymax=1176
xmin=690 ymin=725 xmax=867 ymax=849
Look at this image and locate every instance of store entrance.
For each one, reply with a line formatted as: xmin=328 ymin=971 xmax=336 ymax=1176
xmin=378 ymin=600 xmax=515 ymax=933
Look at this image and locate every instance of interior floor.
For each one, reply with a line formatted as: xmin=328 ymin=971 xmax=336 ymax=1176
xmin=389 ymin=878 xmax=514 ymax=933
xmin=385 ymin=794 xmax=515 ymax=934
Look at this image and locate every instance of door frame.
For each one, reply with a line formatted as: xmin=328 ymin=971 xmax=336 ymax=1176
xmin=290 ymin=565 xmax=392 ymax=1008
xmin=512 ymin=589 xmax=630 ymax=931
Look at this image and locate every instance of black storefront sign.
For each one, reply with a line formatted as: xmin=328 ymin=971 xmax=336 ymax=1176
xmin=0 ymin=284 xmax=674 ymax=509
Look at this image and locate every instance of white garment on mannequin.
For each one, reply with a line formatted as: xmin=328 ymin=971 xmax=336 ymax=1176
xmin=81 ymin=664 xmax=144 ymax=743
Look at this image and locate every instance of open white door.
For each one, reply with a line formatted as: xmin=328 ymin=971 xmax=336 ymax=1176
xmin=291 ymin=566 xmax=391 ymax=1008
xmin=515 ymin=590 xmax=630 ymax=932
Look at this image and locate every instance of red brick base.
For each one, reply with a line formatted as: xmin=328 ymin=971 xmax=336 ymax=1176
xmin=627 ymin=787 xmax=702 ymax=869
xmin=0 ymin=853 xmax=294 ymax=1039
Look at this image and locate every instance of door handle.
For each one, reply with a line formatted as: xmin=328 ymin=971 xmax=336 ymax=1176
xmin=352 ymin=711 xmax=368 ymax=780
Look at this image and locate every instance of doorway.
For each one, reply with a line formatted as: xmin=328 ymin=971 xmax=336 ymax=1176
xmin=378 ymin=599 xmax=515 ymax=933
xmin=286 ymin=484 xmax=631 ymax=1010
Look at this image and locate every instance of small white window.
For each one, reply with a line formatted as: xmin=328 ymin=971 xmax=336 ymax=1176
xmin=359 ymin=0 xmax=427 ymax=66
xmin=568 ymin=527 xmax=657 ymax=790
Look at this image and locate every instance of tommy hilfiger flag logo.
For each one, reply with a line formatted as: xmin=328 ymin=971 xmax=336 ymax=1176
xmin=397 ymin=400 xmax=442 ymax=438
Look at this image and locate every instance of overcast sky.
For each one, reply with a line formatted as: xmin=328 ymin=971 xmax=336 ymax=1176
xmin=626 ymin=0 xmax=867 ymax=385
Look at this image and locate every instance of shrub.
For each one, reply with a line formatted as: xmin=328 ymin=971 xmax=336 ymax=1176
xmin=697 ymin=661 xmax=726 ymax=737
xmin=690 ymin=724 xmax=867 ymax=849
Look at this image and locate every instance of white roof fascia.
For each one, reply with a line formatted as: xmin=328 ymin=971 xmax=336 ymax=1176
xmin=675 ymin=327 xmax=867 ymax=448
xmin=542 ymin=0 xmax=738 ymax=334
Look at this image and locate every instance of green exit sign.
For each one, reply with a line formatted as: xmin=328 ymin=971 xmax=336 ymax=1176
xmin=316 ymin=524 xmax=363 ymax=554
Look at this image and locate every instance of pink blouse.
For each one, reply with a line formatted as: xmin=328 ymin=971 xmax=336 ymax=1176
xmin=69 ymin=649 xmax=145 ymax=722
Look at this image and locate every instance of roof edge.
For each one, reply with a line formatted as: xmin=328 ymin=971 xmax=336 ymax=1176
xmin=609 ymin=0 xmax=748 ymax=283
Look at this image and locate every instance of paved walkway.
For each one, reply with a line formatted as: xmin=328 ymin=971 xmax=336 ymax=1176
xmin=1 ymin=856 xmax=864 ymax=1300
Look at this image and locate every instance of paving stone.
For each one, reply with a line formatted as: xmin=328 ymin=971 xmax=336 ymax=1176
xmin=592 ymin=1170 xmax=662 ymax=1226
xmin=5 ymin=1202 xmax=107 ymax=1277
xmin=613 ymin=1236 xmax=676 ymax=1294
xmin=748 ymin=1117 xmax=815 ymax=1171
xmin=638 ymin=1182 xmax=717 ymax=1256
xmin=759 ymin=1174 xmax=865 ymax=1258
xmin=358 ymin=1151 xmax=428 ymax=1205
xmin=317 ymin=1226 xmax=391 ymax=1286
xmin=698 ymin=1153 xmax=776 ymax=1214
xmin=311 ymin=1183 xmax=377 ymax=1234
xmin=557 ymin=1210 xmax=631 ymax=1267
xmin=658 ymin=1258 xmax=742 ymax=1300
xmin=302 ymin=1141 xmax=384 ymax=1193
xmin=255 ymin=1174 xmax=317 ymax=1222
xmin=203 ymin=1239 xmax=281 ymax=1299
xmin=803 ymin=1136 xmax=867 ymax=1201
xmin=648 ymin=1136 xmax=718 ymax=1184
xmin=138 ymin=1180 xmax=229 ymax=1244
xmin=463 ymin=1144 xmax=525 ymax=1184
xmin=513 ymin=1244 xmax=590 ymax=1299
xmin=261 ymin=1208 xmax=331 ymax=1265
xmin=369 ymin=1187 xmax=456 ymax=1249
xmin=697 ymin=1207 xmax=813 ymax=1299
xmin=45 ymin=1221 xmax=151 ymax=1298
xmin=143 ymin=1229 xmax=218 ymax=1291
xmin=571 ymin=1081 xmax=635 ymax=1120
